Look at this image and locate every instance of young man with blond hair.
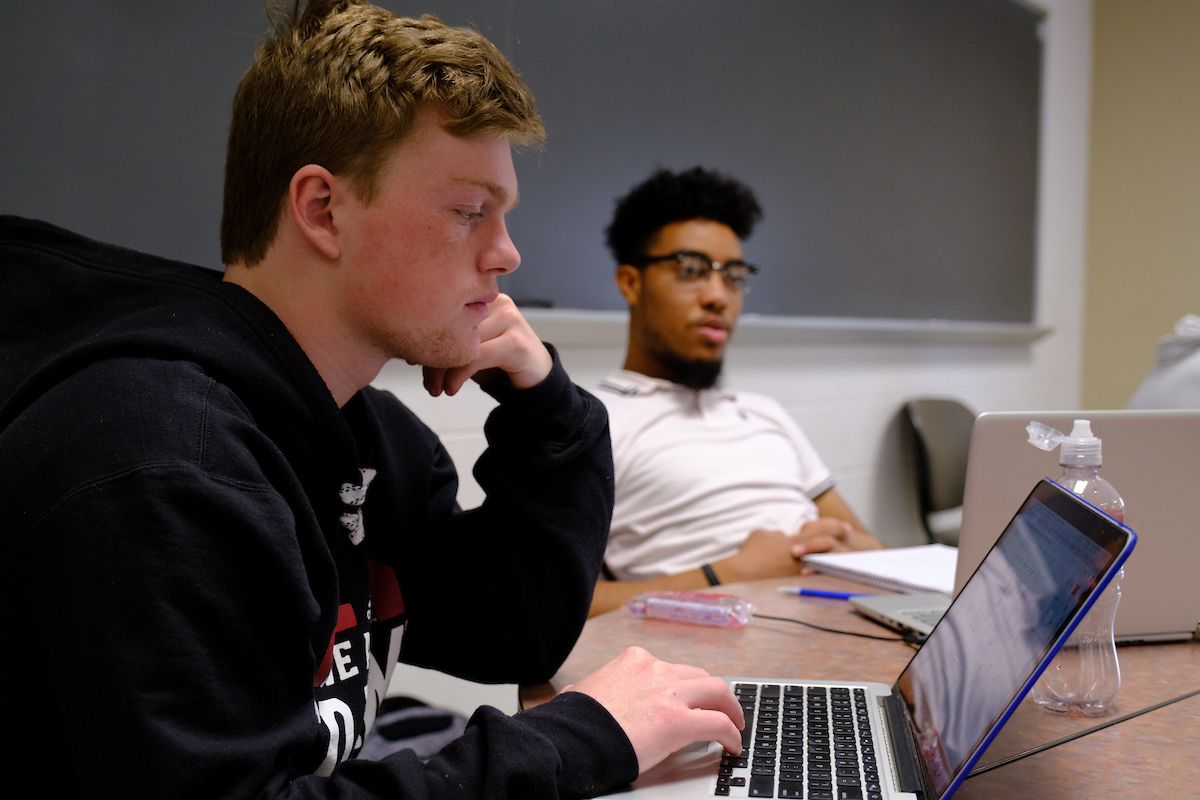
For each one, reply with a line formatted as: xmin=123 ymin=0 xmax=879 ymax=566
xmin=0 ymin=3 xmax=741 ymax=796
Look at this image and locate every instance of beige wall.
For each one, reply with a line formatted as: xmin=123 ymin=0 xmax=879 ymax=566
xmin=1083 ymin=0 xmax=1200 ymax=407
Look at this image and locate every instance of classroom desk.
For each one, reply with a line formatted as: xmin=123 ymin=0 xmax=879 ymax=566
xmin=522 ymin=575 xmax=1200 ymax=798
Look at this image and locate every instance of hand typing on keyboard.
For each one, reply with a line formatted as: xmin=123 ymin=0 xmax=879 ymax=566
xmin=564 ymin=646 xmax=746 ymax=774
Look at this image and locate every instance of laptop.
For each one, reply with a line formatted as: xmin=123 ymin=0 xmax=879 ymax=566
xmin=850 ymin=591 xmax=953 ymax=642
xmin=855 ymin=409 xmax=1200 ymax=644
xmin=606 ymin=479 xmax=1136 ymax=800
xmin=955 ymin=410 xmax=1200 ymax=643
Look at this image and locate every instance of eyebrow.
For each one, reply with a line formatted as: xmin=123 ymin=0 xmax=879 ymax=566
xmin=455 ymin=178 xmax=519 ymax=210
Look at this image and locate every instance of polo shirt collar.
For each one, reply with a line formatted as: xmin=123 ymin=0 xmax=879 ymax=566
xmin=600 ymin=369 xmax=736 ymax=400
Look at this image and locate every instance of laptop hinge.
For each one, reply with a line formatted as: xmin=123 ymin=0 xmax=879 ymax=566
xmin=881 ymin=694 xmax=928 ymax=799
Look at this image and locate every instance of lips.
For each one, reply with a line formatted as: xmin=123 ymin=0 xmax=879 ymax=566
xmin=469 ymin=291 xmax=499 ymax=307
xmin=465 ymin=291 xmax=499 ymax=315
xmin=697 ymin=318 xmax=730 ymax=343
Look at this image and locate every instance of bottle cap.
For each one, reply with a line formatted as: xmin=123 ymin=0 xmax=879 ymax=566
xmin=1059 ymin=418 xmax=1102 ymax=467
xmin=1025 ymin=420 xmax=1063 ymax=451
xmin=1026 ymin=419 xmax=1103 ymax=467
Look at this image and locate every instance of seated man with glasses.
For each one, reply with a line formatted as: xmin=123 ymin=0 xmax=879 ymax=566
xmin=592 ymin=166 xmax=881 ymax=616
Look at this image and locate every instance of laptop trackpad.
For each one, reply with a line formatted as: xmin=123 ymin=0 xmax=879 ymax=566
xmin=629 ymin=740 xmax=721 ymax=791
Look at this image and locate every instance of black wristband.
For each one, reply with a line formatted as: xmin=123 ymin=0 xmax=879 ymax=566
xmin=701 ymin=563 xmax=721 ymax=586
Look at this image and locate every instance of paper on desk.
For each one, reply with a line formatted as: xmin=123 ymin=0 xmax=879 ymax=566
xmin=802 ymin=543 xmax=957 ymax=595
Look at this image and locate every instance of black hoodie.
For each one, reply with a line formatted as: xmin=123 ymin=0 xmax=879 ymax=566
xmin=0 ymin=216 xmax=635 ymax=798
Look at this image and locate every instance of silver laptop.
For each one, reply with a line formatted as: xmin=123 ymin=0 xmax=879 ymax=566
xmin=855 ymin=409 xmax=1200 ymax=643
xmin=850 ymin=591 xmax=952 ymax=642
xmin=954 ymin=410 xmax=1200 ymax=644
xmin=606 ymin=480 xmax=1135 ymax=800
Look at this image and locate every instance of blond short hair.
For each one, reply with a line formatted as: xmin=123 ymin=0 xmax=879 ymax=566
xmin=221 ymin=1 xmax=545 ymax=265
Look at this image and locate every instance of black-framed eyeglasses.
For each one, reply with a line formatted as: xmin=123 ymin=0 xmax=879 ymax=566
xmin=630 ymin=250 xmax=759 ymax=293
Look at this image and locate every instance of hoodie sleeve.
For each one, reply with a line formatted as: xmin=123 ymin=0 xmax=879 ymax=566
xmin=385 ymin=345 xmax=615 ymax=685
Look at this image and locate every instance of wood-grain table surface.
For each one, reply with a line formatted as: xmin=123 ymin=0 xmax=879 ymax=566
xmin=522 ymin=575 xmax=1200 ymax=798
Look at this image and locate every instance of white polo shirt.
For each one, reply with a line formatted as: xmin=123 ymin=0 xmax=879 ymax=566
xmin=597 ymin=370 xmax=835 ymax=581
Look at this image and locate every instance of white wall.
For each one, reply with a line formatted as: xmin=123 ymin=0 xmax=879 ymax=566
xmin=374 ymin=0 xmax=1093 ymax=550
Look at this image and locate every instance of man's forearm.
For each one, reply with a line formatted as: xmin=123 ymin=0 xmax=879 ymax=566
xmin=590 ymin=566 xmax=721 ymax=616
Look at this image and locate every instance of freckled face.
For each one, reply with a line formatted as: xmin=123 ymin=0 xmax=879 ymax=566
xmin=334 ymin=113 xmax=521 ymax=368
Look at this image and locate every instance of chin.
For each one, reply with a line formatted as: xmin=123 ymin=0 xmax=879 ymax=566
xmin=663 ymin=355 xmax=723 ymax=390
xmin=686 ymin=347 xmax=726 ymax=367
xmin=395 ymin=333 xmax=479 ymax=370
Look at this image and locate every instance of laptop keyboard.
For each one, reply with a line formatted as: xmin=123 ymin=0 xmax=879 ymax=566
xmin=715 ymin=683 xmax=883 ymax=800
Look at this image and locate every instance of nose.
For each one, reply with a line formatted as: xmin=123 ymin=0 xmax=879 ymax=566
xmin=697 ymin=270 xmax=733 ymax=310
xmin=481 ymin=217 xmax=521 ymax=275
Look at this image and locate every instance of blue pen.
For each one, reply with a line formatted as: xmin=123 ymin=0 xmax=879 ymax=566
xmin=776 ymin=587 xmax=870 ymax=601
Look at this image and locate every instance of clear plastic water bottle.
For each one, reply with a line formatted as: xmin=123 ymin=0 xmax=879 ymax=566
xmin=1027 ymin=419 xmax=1124 ymax=715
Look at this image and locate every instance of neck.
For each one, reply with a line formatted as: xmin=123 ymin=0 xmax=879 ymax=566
xmin=621 ymin=347 xmax=670 ymax=383
xmin=224 ymin=258 xmax=384 ymax=408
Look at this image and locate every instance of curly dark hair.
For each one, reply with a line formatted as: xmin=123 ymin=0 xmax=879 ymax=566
xmin=604 ymin=166 xmax=763 ymax=266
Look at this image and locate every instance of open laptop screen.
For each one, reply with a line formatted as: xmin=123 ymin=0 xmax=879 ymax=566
xmin=893 ymin=480 xmax=1132 ymax=798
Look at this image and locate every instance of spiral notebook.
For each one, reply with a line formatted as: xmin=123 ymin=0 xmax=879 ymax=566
xmin=802 ymin=543 xmax=957 ymax=595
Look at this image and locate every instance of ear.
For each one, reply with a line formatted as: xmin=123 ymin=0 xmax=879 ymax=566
xmin=615 ymin=264 xmax=643 ymax=307
xmin=287 ymin=164 xmax=341 ymax=261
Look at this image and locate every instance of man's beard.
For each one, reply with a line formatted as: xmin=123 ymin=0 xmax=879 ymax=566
xmin=657 ymin=352 xmax=723 ymax=390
